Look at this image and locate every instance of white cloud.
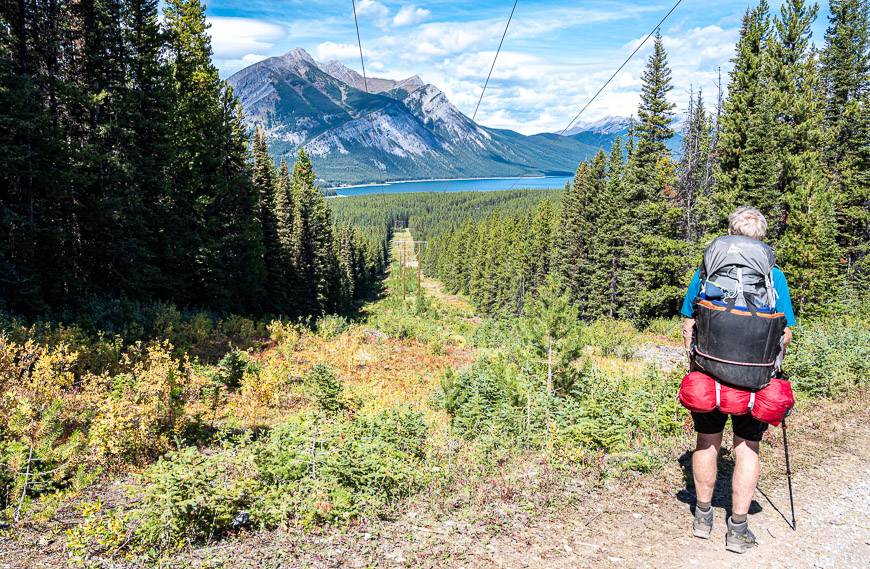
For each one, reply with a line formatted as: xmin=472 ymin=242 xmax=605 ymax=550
xmin=356 ymin=0 xmax=390 ymax=27
xmin=452 ymin=21 xmax=741 ymax=134
xmin=315 ymin=41 xmax=362 ymax=61
xmin=208 ymin=17 xmax=285 ymax=59
xmin=393 ymin=5 xmax=430 ymax=27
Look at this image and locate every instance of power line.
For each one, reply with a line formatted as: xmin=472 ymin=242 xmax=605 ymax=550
xmin=472 ymin=0 xmax=519 ymax=122
xmin=351 ymin=0 xmax=370 ymax=95
xmin=558 ymin=0 xmax=685 ymax=136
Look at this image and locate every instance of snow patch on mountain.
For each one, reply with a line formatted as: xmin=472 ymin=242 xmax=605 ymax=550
xmin=563 ymin=116 xmax=632 ymax=136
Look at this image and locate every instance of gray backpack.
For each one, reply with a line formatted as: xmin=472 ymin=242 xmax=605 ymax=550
xmin=699 ymin=235 xmax=777 ymax=310
xmin=693 ymin=235 xmax=786 ymax=390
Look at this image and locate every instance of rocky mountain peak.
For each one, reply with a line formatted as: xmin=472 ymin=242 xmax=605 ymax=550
xmin=282 ymin=47 xmax=316 ymax=65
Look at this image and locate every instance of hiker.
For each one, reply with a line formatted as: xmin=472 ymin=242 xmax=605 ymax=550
xmin=680 ymin=206 xmax=796 ymax=553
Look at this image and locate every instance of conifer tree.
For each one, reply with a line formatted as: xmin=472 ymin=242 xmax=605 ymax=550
xmin=164 ymin=0 xmax=266 ymax=310
xmin=558 ymin=163 xmax=593 ymax=313
xmin=126 ymin=0 xmax=177 ymax=298
xmin=336 ymin=224 xmax=358 ymax=311
xmin=526 ymin=200 xmax=558 ymax=298
xmin=769 ymin=0 xmax=843 ymax=313
xmin=633 ymin=31 xmax=676 ymax=188
xmin=716 ymin=1 xmax=773 ymax=218
xmin=252 ymin=126 xmax=283 ymax=309
xmin=592 ymin=137 xmax=630 ymax=319
xmin=290 ymin=148 xmax=338 ymax=314
xmin=623 ymin=32 xmax=687 ymax=324
xmin=821 ymin=0 xmax=870 ymax=276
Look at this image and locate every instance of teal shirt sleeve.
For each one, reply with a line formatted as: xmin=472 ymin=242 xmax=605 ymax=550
xmin=772 ymin=268 xmax=796 ymax=327
xmin=680 ymin=268 xmax=702 ymax=318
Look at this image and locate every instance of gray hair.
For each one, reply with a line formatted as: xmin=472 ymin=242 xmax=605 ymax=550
xmin=728 ymin=206 xmax=768 ymax=240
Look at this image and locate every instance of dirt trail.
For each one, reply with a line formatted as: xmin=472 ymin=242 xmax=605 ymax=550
xmin=463 ymin=421 xmax=869 ymax=569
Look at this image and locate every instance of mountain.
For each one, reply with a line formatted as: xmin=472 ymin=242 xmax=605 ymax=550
xmin=227 ymin=48 xmax=604 ymax=186
xmin=564 ymin=115 xmax=685 ymax=156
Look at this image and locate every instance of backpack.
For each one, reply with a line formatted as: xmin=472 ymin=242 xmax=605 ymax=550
xmin=692 ymin=235 xmax=787 ymax=390
xmin=699 ymin=235 xmax=776 ymax=310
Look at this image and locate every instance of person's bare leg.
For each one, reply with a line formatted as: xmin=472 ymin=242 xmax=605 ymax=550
xmin=731 ymin=436 xmax=760 ymax=517
xmin=693 ymin=432 xmax=722 ymax=504
xmin=727 ymin=435 xmax=761 ymax=552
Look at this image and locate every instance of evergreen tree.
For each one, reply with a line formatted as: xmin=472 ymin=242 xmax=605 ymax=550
xmin=716 ymin=1 xmax=773 ymax=218
xmin=290 ymin=149 xmax=338 ymax=314
xmin=821 ymin=0 xmax=870 ymax=276
xmin=0 ymin=0 xmax=81 ymax=312
xmin=558 ymin=163 xmax=593 ymax=313
xmin=591 ymin=137 xmax=630 ymax=319
xmin=251 ymin=126 xmax=283 ymax=310
xmin=769 ymin=0 xmax=843 ymax=313
xmin=336 ymin=224 xmax=358 ymax=311
xmin=525 ymin=200 xmax=558 ymax=299
xmin=126 ymin=0 xmax=177 ymax=299
xmin=633 ymin=31 xmax=676 ymax=187
xmin=163 ymin=0 xmax=266 ymax=310
xmin=623 ymin=32 xmax=688 ymax=324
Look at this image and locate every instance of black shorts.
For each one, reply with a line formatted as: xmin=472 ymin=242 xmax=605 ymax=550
xmin=691 ymin=409 xmax=768 ymax=442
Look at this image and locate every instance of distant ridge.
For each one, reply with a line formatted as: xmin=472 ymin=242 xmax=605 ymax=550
xmin=227 ymin=48 xmax=608 ymax=186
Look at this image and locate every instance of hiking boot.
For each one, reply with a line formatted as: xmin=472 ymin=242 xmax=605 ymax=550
xmin=692 ymin=505 xmax=714 ymax=539
xmin=725 ymin=517 xmax=758 ymax=554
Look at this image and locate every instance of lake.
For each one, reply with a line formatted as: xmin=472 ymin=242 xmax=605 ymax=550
xmin=333 ymin=175 xmax=572 ymax=197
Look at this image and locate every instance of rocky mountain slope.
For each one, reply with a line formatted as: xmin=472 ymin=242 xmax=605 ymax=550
xmin=227 ymin=48 xmax=609 ymax=186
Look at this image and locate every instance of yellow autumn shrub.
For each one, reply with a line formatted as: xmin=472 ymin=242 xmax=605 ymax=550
xmin=87 ymin=341 xmax=191 ymax=466
xmin=0 ymin=335 xmax=86 ymax=506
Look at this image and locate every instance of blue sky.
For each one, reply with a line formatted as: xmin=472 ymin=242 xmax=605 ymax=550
xmin=199 ymin=0 xmax=833 ymax=134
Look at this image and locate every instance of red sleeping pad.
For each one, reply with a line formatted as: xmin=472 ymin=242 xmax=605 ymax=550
xmin=679 ymin=371 xmax=795 ymax=426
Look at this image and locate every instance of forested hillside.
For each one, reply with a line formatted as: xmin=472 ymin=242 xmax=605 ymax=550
xmin=0 ymin=0 xmax=384 ymax=318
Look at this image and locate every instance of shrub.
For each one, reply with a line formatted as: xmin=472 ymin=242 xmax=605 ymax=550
xmin=239 ymin=356 xmax=295 ymax=408
xmin=220 ymin=315 xmax=264 ymax=343
xmin=644 ymin=317 xmax=683 ymax=341
xmin=121 ymin=407 xmax=429 ymax=550
xmin=268 ymin=319 xmax=302 ymax=347
xmin=214 ymin=350 xmax=250 ymax=391
xmin=87 ymin=342 xmax=189 ymax=465
xmin=438 ymin=353 xmax=683 ymax=472
xmin=253 ymin=408 xmax=428 ymax=527
xmin=439 ymin=359 xmax=527 ymax=443
xmin=786 ymin=317 xmax=870 ymax=397
xmin=132 ymin=446 xmax=255 ymax=552
xmin=0 ymin=336 xmax=87 ymax=507
xmin=583 ymin=318 xmax=638 ymax=359
xmin=65 ymin=500 xmax=129 ymax=565
xmin=316 ymin=315 xmax=349 ymax=340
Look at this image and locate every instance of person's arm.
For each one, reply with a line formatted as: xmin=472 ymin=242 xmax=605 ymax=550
xmin=680 ymin=269 xmax=702 ymax=352
xmin=773 ymin=268 xmax=796 ymax=352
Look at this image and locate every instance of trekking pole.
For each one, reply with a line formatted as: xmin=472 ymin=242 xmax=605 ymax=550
xmin=782 ymin=417 xmax=796 ymax=530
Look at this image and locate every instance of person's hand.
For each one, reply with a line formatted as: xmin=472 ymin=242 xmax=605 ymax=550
xmin=782 ymin=327 xmax=793 ymax=349
xmin=682 ymin=318 xmax=695 ymax=351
